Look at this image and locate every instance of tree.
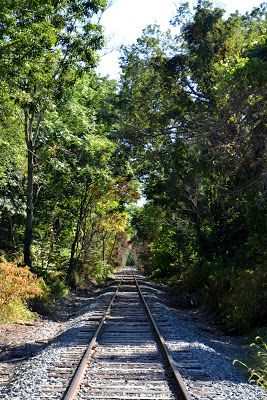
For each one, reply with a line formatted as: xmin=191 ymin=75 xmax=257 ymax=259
xmin=0 ymin=0 xmax=107 ymax=268
xmin=117 ymin=1 xmax=267 ymax=329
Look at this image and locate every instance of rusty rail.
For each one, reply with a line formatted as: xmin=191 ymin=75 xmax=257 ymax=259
xmin=133 ymin=269 xmax=192 ymax=400
xmin=62 ymin=272 xmax=124 ymax=400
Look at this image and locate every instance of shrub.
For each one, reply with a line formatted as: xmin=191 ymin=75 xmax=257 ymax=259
xmin=39 ymin=270 xmax=69 ymax=300
xmin=0 ymin=257 xmax=43 ymax=322
xmin=50 ymin=279 xmax=69 ymax=298
xmin=182 ymin=260 xmax=213 ymax=292
xmin=93 ymin=260 xmax=112 ymax=283
xmin=206 ymin=267 xmax=267 ymax=332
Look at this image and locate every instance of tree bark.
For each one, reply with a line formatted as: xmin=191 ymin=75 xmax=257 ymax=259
xmin=23 ymin=108 xmax=43 ymax=269
xmin=24 ymin=109 xmax=34 ymax=268
xmin=24 ymin=139 xmax=34 ymax=268
xmin=66 ymin=180 xmax=90 ymax=287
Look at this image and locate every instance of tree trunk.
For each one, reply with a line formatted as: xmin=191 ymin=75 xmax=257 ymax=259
xmin=107 ymin=235 xmax=117 ymax=264
xmin=66 ymin=180 xmax=89 ymax=287
xmin=102 ymin=235 xmax=105 ymax=263
xmin=24 ymin=110 xmax=34 ymax=268
xmin=23 ymin=108 xmax=43 ymax=269
xmin=24 ymin=140 xmax=34 ymax=268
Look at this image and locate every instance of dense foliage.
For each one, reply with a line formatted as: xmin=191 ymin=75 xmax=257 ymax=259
xmin=117 ymin=1 xmax=267 ymax=332
xmin=0 ymin=0 xmax=266 ymax=341
xmin=0 ymin=0 xmax=138 ymax=305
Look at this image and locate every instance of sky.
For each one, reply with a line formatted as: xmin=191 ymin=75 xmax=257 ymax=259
xmin=97 ymin=0 xmax=265 ymax=78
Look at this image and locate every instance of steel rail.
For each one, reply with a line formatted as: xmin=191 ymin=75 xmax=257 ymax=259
xmin=62 ymin=272 xmax=125 ymax=400
xmin=132 ymin=269 xmax=192 ymax=400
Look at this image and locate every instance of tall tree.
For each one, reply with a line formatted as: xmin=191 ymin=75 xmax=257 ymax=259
xmin=117 ymin=1 xmax=267 ymax=331
xmin=0 ymin=0 xmax=107 ymax=267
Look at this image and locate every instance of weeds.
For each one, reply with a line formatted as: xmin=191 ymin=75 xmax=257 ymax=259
xmin=234 ymin=336 xmax=267 ymax=390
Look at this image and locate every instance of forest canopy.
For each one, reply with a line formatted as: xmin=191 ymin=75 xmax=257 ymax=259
xmin=117 ymin=1 xmax=267 ymax=332
xmin=0 ymin=1 xmax=266 ymax=333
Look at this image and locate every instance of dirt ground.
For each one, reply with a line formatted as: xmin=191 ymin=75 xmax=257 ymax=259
xmin=0 ymin=292 xmax=96 ymax=361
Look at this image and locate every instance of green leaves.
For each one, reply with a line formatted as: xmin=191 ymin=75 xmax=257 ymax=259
xmin=117 ymin=0 xmax=267 ymax=340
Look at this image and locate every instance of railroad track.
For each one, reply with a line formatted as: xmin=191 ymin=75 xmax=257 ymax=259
xmin=59 ymin=266 xmax=190 ymax=400
xmin=2 ymin=266 xmax=265 ymax=400
xmin=1 ymin=266 xmax=189 ymax=400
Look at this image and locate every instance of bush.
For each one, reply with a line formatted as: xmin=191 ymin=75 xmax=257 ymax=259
xmin=93 ymin=260 xmax=112 ymax=283
xmin=0 ymin=257 xmax=43 ymax=323
xmin=49 ymin=279 xmax=69 ymax=298
xmin=182 ymin=260 xmax=213 ymax=292
xmin=206 ymin=267 xmax=267 ymax=332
